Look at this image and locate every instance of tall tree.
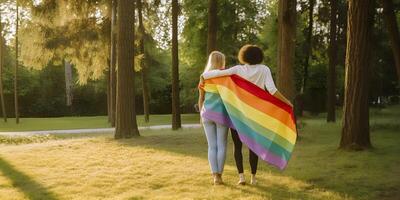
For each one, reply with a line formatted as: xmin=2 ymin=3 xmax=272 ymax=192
xmin=171 ymin=0 xmax=181 ymax=130
xmin=64 ymin=61 xmax=73 ymax=107
xmin=277 ymin=0 xmax=297 ymax=101
xmin=107 ymin=61 xmax=111 ymax=122
xmin=340 ymin=0 xmax=374 ymax=149
xmin=137 ymin=0 xmax=150 ymax=123
xmin=381 ymin=0 xmax=400 ymax=81
xmin=301 ymin=0 xmax=314 ymax=94
xmin=207 ymin=0 xmax=217 ymax=54
xmin=14 ymin=0 xmax=19 ymax=124
xmin=115 ymin=0 xmax=139 ymax=138
xmin=0 ymin=11 xmax=6 ymax=122
xmin=106 ymin=0 xmax=112 ymax=123
xmin=327 ymin=0 xmax=338 ymax=122
xmin=109 ymin=0 xmax=117 ymax=127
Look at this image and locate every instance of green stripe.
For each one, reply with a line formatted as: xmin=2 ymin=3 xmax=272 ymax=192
xmin=204 ymin=93 xmax=228 ymax=115
xmin=204 ymin=93 xmax=293 ymax=158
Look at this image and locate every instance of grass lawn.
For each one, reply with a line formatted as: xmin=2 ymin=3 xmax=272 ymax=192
xmin=0 ymin=114 xmax=200 ymax=132
xmin=0 ymin=106 xmax=399 ymax=199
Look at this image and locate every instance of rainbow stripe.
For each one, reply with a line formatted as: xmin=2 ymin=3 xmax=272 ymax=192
xmin=201 ymin=75 xmax=297 ymax=170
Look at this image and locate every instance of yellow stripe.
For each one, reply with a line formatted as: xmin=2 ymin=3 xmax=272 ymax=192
xmin=214 ymin=84 xmax=296 ymax=144
xmin=204 ymin=84 xmax=218 ymax=93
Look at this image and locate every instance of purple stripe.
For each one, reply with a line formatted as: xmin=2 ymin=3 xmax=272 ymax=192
xmin=238 ymin=133 xmax=288 ymax=170
xmin=202 ymin=110 xmax=234 ymax=128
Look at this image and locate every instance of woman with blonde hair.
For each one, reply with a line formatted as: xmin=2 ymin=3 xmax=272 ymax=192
xmin=198 ymin=51 xmax=228 ymax=185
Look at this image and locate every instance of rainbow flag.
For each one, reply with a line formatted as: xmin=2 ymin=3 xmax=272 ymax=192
xmin=201 ymin=75 xmax=297 ymax=170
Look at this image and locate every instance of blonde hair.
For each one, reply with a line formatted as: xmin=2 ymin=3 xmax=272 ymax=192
xmin=203 ymin=51 xmax=225 ymax=73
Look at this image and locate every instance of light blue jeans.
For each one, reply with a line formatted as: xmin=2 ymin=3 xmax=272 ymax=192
xmin=202 ymin=118 xmax=228 ymax=174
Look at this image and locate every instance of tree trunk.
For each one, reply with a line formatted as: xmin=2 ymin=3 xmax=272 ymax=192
xmin=301 ymin=0 xmax=314 ymax=94
xmin=207 ymin=0 xmax=217 ymax=55
xmin=64 ymin=61 xmax=73 ymax=107
xmin=171 ymin=0 xmax=181 ymax=130
xmin=327 ymin=0 xmax=338 ymax=122
xmin=277 ymin=0 xmax=297 ymax=101
xmin=14 ymin=1 xmax=19 ymax=124
xmin=0 ymin=11 xmax=7 ymax=122
xmin=115 ymin=0 xmax=139 ymax=138
xmin=109 ymin=0 xmax=117 ymax=127
xmin=340 ymin=0 xmax=373 ymax=150
xmin=381 ymin=0 xmax=400 ymax=81
xmin=107 ymin=61 xmax=111 ymax=122
xmin=137 ymin=0 xmax=150 ymax=123
xmin=106 ymin=0 xmax=112 ymax=123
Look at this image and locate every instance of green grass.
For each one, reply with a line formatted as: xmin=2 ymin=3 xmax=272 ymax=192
xmin=0 ymin=114 xmax=200 ymax=132
xmin=0 ymin=106 xmax=399 ymax=199
xmin=1 ymin=106 xmax=397 ymax=132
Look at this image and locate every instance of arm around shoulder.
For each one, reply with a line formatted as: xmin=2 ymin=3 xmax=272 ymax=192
xmin=202 ymin=66 xmax=238 ymax=79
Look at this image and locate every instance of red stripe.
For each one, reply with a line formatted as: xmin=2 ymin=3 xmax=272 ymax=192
xmin=230 ymin=74 xmax=294 ymax=118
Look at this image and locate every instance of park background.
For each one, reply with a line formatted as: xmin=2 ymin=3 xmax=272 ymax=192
xmin=0 ymin=0 xmax=399 ymax=199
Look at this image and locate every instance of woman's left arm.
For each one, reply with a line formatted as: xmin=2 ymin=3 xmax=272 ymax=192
xmin=198 ymin=89 xmax=205 ymax=111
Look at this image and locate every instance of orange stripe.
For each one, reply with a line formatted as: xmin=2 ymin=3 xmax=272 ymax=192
xmin=207 ymin=78 xmax=296 ymax=132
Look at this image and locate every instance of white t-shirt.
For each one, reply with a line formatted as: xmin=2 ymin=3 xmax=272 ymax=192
xmin=202 ymin=64 xmax=278 ymax=94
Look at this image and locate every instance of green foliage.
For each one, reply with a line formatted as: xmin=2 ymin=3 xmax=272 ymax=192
xmin=133 ymin=1 xmax=173 ymax=114
xmin=2 ymin=55 xmax=108 ymax=117
xmin=137 ymin=27 xmax=171 ymax=95
xmin=180 ymin=0 xmax=267 ymax=108
xmin=0 ymin=0 xmax=177 ymax=117
xmin=1 ymin=45 xmax=37 ymax=96
xmin=259 ymin=1 xmax=278 ymax=72
xmin=260 ymin=0 xmax=308 ymax=92
xmin=0 ymin=0 xmax=398 ymax=117
xmin=303 ymin=63 xmax=327 ymax=114
xmin=369 ymin=14 xmax=400 ymax=100
xmin=19 ymin=0 xmax=110 ymax=84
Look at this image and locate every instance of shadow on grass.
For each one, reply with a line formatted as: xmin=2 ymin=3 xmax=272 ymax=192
xmin=0 ymin=157 xmax=58 ymax=200
xmin=221 ymin=179 xmax=315 ymax=199
xmin=116 ymin=130 xmax=208 ymax=158
xmin=115 ymin=131 xmax=352 ymax=200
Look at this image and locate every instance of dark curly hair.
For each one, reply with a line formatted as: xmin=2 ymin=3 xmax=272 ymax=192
xmin=237 ymin=44 xmax=264 ymax=65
